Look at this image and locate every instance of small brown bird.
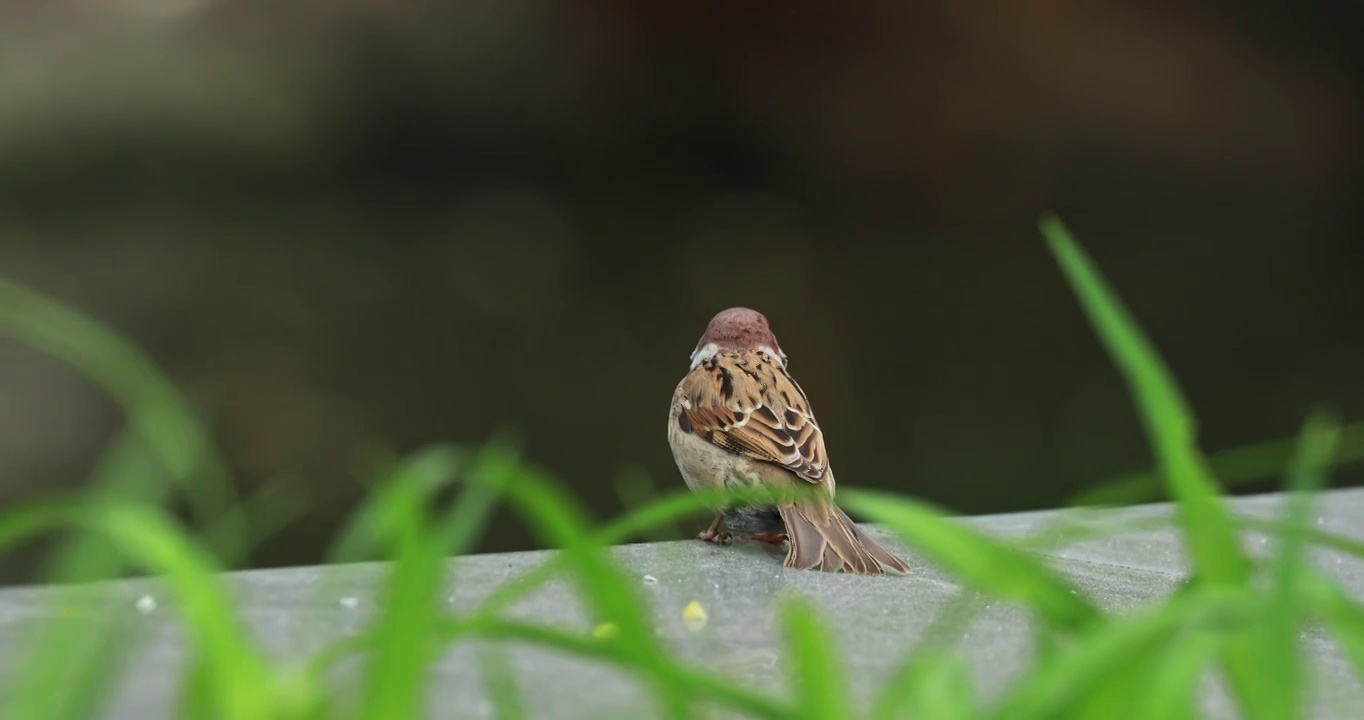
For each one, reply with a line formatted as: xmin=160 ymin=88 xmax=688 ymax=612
xmin=666 ymin=307 xmax=911 ymax=575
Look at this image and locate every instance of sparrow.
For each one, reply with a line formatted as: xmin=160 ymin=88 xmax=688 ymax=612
xmin=666 ymin=307 xmax=911 ymax=575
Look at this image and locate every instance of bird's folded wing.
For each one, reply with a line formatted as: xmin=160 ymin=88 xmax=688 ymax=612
xmin=677 ymin=354 xmax=828 ymax=485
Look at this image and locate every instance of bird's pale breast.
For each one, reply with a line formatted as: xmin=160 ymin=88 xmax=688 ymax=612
xmin=669 ymin=393 xmax=766 ymax=504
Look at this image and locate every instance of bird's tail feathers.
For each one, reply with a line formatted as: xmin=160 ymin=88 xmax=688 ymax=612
xmin=778 ymin=501 xmax=910 ymax=575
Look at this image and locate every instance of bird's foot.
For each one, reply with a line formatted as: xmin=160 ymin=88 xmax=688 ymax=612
xmin=698 ymin=514 xmax=732 ymax=545
xmin=698 ymin=527 xmax=733 ymax=545
xmin=749 ymin=532 xmax=789 ymax=546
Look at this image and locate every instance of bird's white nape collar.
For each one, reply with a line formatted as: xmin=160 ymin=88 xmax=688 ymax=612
xmin=689 ymin=342 xmax=719 ymax=370
xmin=691 ymin=342 xmax=786 ymax=369
xmin=756 ymin=345 xmax=786 ymax=366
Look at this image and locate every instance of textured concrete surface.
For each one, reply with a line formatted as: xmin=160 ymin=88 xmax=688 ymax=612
xmin=2 ymin=489 xmax=1363 ymax=719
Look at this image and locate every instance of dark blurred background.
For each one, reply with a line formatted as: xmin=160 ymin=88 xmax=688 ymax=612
xmin=1 ymin=0 xmax=1361 ymax=585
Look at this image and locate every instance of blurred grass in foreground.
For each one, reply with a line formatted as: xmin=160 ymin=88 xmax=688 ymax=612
xmin=1 ymin=216 xmax=1362 ymax=719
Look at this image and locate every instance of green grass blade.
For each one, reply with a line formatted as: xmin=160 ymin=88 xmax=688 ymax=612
xmin=780 ymin=599 xmax=850 ymax=720
xmin=5 ymin=610 xmax=146 ymax=720
xmin=177 ymin=655 xmax=216 ymax=720
xmin=62 ymin=620 xmax=148 ymax=720
xmin=46 ymin=462 xmax=303 ymax=720
xmin=1059 ymin=607 xmax=1216 ymax=720
xmin=441 ymin=617 xmax=793 ymax=720
xmin=0 ymin=500 xmax=277 ymax=719
xmin=432 ymin=440 xmax=521 ymax=554
xmin=469 ymin=485 xmax=787 ymax=637
xmin=1127 ymin=628 xmax=1219 ymax=720
xmin=988 ymin=590 xmax=1229 ymax=720
xmin=203 ymin=473 xmax=310 ymax=563
xmin=304 ymin=484 xmax=750 ymax=709
xmin=1242 ymin=519 xmax=1364 ymax=560
xmin=0 ymin=285 xmax=269 ymax=719
xmin=1226 ymin=411 xmax=1340 ymax=720
xmin=326 ymin=447 xmax=471 ymax=563
xmin=46 ymin=427 xmax=173 ymax=581
xmin=1305 ymin=573 xmax=1364 ymax=689
xmin=470 ymin=487 xmax=739 ymax=622
xmin=9 ymin=431 xmax=180 ymax=720
xmin=870 ymin=587 xmax=986 ymax=720
xmin=309 ymin=614 xmax=797 ymax=720
xmin=839 ymin=489 xmax=1101 ymax=631
xmin=306 ymin=443 xmax=470 ymax=697
xmin=357 ymin=535 xmax=445 ymax=720
xmin=83 ymin=506 xmax=277 ymax=719
xmin=1016 ymin=509 xmax=1364 ymax=571
xmin=1039 ymin=214 xmax=1249 ymax=586
xmin=477 ymin=643 xmax=527 ymax=720
xmin=614 ymin=464 xmax=682 ymax=543
xmin=459 ymin=460 xmax=694 ymax=720
xmin=359 ymin=443 xmax=514 ymax=720
xmin=1 ymin=495 xmax=141 ymax=720
xmin=874 ymin=649 xmax=976 ymax=720
xmin=1068 ymin=422 xmax=1364 ymax=507
xmin=355 ymin=462 xmax=456 ymax=720
xmin=0 ymin=278 xmax=243 ymax=557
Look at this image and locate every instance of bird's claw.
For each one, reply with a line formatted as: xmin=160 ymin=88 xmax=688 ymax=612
xmin=698 ymin=528 xmax=732 ymax=545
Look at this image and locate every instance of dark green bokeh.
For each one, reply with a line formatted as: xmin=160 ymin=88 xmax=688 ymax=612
xmin=0 ymin=1 xmax=1360 ymax=584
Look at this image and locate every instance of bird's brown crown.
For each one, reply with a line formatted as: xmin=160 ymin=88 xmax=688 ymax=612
xmin=694 ymin=307 xmax=784 ymax=358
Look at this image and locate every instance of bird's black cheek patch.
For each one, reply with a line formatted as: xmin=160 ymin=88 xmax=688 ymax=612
xmin=676 ymin=411 xmax=693 ymax=434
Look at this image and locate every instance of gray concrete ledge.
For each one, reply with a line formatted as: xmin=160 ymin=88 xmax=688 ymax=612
xmin=2 ymin=489 xmax=1363 ymax=719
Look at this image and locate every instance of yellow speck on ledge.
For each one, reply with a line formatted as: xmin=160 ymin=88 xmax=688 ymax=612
xmin=682 ymin=600 xmax=708 ymax=631
xmin=592 ymin=622 xmax=619 ymax=639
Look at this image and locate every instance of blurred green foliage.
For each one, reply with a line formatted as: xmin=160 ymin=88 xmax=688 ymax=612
xmin=0 ymin=216 xmax=1361 ymax=718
